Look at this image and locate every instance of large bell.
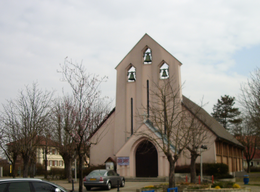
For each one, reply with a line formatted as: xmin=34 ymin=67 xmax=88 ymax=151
xmin=128 ymin=71 xmax=135 ymax=81
xmin=162 ymin=69 xmax=168 ymax=77
xmin=144 ymin=52 xmax=152 ymax=63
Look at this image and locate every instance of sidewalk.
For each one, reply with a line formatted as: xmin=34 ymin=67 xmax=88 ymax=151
xmin=52 ymin=180 xmax=164 ymax=192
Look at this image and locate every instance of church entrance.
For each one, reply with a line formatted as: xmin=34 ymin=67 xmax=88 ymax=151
xmin=135 ymin=140 xmax=158 ymax=177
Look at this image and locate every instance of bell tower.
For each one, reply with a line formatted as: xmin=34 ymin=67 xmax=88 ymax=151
xmin=113 ymin=34 xmax=182 ymax=153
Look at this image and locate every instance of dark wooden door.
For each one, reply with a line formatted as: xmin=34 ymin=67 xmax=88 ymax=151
xmin=136 ymin=140 xmax=158 ymax=177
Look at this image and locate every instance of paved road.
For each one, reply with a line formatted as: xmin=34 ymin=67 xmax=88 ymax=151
xmin=53 ymin=180 xmax=260 ymax=192
xmin=52 ymin=181 xmax=164 ymax=192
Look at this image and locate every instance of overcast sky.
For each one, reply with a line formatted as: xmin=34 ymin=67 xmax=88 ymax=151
xmin=0 ymin=0 xmax=259 ymax=113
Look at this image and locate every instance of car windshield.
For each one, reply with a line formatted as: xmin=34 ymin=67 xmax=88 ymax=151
xmin=88 ymin=170 xmax=107 ymax=177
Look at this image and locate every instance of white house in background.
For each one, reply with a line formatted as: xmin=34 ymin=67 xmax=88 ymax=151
xmin=35 ymin=136 xmax=65 ymax=170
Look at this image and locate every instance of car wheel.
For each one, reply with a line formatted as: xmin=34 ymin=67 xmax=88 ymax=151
xmin=106 ymin=182 xmax=111 ymax=190
xmin=120 ymin=179 xmax=125 ymax=187
xmin=86 ymin=187 xmax=91 ymax=191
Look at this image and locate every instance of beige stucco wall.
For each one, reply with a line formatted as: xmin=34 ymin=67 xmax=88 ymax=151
xmin=89 ymin=111 xmax=115 ymax=165
xmin=114 ymin=34 xmax=182 ymax=156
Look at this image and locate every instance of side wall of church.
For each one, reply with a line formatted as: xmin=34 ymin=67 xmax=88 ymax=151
xmin=89 ymin=112 xmax=115 ymax=165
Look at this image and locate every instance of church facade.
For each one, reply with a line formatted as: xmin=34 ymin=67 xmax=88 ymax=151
xmin=89 ymin=34 xmax=244 ymax=177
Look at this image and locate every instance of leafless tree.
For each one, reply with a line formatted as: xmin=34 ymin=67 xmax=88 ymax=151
xmin=183 ymin=99 xmax=209 ymax=183
xmin=0 ymin=83 xmax=53 ymax=177
xmin=240 ymin=68 xmax=260 ymax=133
xmin=51 ymin=96 xmax=77 ymax=182
xmin=59 ymin=58 xmax=110 ymax=192
xmin=0 ymin=101 xmax=21 ymax=177
xmin=239 ymin=67 xmax=260 ymax=172
xmin=137 ymin=79 xmax=205 ymax=188
xmin=236 ymin=117 xmax=258 ymax=173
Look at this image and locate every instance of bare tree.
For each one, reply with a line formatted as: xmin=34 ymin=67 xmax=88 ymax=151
xmin=0 ymin=101 xmax=21 ymax=177
xmin=0 ymin=83 xmax=53 ymax=177
xmin=137 ymin=79 xmax=204 ymax=188
xmin=239 ymin=68 xmax=260 ymax=172
xmin=240 ymin=68 xmax=260 ymax=134
xmin=59 ymin=58 xmax=110 ymax=192
xmin=51 ymin=96 xmax=76 ymax=182
xmin=183 ymin=98 xmax=209 ymax=183
xmin=236 ymin=117 xmax=258 ymax=173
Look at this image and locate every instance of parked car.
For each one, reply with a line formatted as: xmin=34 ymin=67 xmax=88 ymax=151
xmin=0 ymin=178 xmax=68 ymax=192
xmin=83 ymin=169 xmax=125 ymax=190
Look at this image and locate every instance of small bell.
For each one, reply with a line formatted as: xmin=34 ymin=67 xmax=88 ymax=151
xmin=162 ymin=69 xmax=168 ymax=77
xmin=128 ymin=71 xmax=135 ymax=81
xmin=144 ymin=52 xmax=152 ymax=63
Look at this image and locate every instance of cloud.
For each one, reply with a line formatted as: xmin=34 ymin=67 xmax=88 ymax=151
xmin=0 ymin=0 xmax=260 ymax=114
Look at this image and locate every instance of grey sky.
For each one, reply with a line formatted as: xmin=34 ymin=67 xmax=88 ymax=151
xmin=0 ymin=0 xmax=260 ymax=113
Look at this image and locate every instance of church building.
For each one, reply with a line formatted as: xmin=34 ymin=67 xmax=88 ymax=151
xmin=89 ymin=34 xmax=244 ymax=177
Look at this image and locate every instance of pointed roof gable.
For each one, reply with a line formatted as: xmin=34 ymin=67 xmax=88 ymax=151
xmin=115 ymin=33 xmax=182 ymax=69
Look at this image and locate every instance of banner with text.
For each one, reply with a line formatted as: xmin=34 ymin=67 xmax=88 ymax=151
xmin=117 ymin=157 xmax=129 ymax=166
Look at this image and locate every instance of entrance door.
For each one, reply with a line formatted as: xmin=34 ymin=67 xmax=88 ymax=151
xmin=136 ymin=140 xmax=158 ymax=177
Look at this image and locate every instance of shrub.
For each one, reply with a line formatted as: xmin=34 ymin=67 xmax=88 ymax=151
xmin=48 ymin=168 xmax=65 ymax=179
xmin=214 ymin=173 xmax=234 ymax=179
xmin=249 ymin=167 xmax=260 ymax=172
xmin=204 ymin=163 xmax=229 ymax=176
xmin=233 ymin=183 xmax=240 ymax=188
xmin=35 ymin=163 xmax=45 ymax=175
xmin=214 ymin=186 xmax=221 ymax=189
xmin=212 ymin=181 xmax=234 ymax=188
xmin=175 ymin=165 xmax=190 ymax=173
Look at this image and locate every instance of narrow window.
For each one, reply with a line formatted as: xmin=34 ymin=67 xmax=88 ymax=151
xmin=160 ymin=63 xmax=169 ymax=79
xmin=127 ymin=66 xmax=136 ymax=82
xmin=147 ymin=80 xmax=149 ymax=118
xmin=131 ymin=98 xmax=133 ymax=135
xmin=143 ymin=48 xmax=152 ymax=64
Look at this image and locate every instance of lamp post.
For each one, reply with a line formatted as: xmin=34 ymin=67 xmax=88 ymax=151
xmin=200 ymin=145 xmax=207 ymax=182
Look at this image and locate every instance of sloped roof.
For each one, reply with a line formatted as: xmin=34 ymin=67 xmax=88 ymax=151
xmin=7 ymin=135 xmax=59 ymax=147
xmin=144 ymin=119 xmax=175 ymax=152
xmin=182 ymin=95 xmax=244 ymax=148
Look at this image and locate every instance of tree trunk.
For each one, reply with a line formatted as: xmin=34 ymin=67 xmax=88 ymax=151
xmin=78 ymin=154 xmax=83 ymax=192
xmin=22 ymin=155 xmax=30 ymax=178
xmin=64 ymin=157 xmax=72 ymax=182
xmin=190 ymin=153 xmax=198 ymax=183
xmin=247 ymin=161 xmax=251 ymax=173
xmin=167 ymin=155 xmax=175 ymax=188
xmin=12 ymin=155 xmax=17 ymax=178
xmin=44 ymin=159 xmax=48 ymax=179
xmin=44 ymin=147 xmax=48 ymax=179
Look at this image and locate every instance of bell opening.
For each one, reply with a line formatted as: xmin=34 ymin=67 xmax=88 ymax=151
xmin=143 ymin=48 xmax=152 ymax=64
xmin=160 ymin=63 xmax=169 ymax=79
xmin=128 ymin=66 xmax=136 ymax=82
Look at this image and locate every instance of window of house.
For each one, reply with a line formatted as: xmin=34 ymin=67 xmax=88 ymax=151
xmin=59 ymin=161 xmax=63 ymax=166
xmin=49 ymin=160 xmax=52 ymax=167
xmin=250 ymin=161 xmax=253 ymax=167
xmin=160 ymin=63 xmax=169 ymax=79
xmin=143 ymin=48 xmax=152 ymax=64
xmin=55 ymin=161 xmax=58 ymax=166
xmin=127 ymin=66 xmax=136 ymax=82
